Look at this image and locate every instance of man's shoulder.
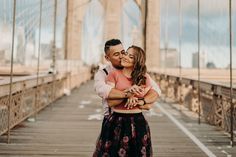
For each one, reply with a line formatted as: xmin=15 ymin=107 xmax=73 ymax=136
xmin=95 ymin=64 xmax=111 ymax=77
xmin=98 ymin=64 xmax=110 ymax=71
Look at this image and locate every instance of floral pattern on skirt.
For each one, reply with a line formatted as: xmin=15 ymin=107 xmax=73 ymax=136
xmin=93 ymin=112 xmax=152 ymax=157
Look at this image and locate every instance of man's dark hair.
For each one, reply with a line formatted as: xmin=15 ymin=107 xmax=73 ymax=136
xmin=104 ymin=39 xmax=122 ymax=54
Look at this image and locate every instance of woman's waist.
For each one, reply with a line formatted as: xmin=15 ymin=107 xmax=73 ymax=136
xmin=112 ymin=108 xmax=142 ymax=114
xmin=113 ymin=104 xmax=140 ymax=110
xmin=112 ymin=111 xmax=143 ymax=117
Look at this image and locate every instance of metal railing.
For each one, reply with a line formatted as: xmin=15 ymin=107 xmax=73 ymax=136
xmin=149 ymin=71 xmax=236 ymax=145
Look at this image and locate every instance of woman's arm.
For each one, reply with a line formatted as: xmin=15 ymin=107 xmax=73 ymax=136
xmin=105 ymin=81 xmax=129 ymax=107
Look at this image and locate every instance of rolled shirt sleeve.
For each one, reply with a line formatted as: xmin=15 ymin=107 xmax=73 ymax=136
xmin=94 ymin=69 xmax=113 ymax=99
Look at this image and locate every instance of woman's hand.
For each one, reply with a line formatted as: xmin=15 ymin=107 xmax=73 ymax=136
xmin=124 ymin=96 xmax=139 ymax=109
xmin=125 ymin=85 xmax=145 ymax=96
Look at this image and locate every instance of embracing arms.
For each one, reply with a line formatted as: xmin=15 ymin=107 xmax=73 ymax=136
xmin=107 ymin=77 xmax=160 ymax=110
xmin=94 ymin=68 xmax=160 ymax=110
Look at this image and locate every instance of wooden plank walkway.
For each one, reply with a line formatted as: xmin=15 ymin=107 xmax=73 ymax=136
xmin=0 ymin=80 xmax=235 ymax=157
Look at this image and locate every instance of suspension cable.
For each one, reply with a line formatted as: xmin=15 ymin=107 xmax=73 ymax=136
xmin=7 ymin=0 xmax=17 ymax=144
xmin=34 ymin=0 xmax=43 ymax=120
xmin=229 ymin=0 xmax=234 ymax=147
xmin=197 ymin=0 xmax=201 ymax=124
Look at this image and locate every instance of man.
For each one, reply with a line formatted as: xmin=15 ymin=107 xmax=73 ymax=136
xmin=94 ymin=39 xmax=161 ymax=120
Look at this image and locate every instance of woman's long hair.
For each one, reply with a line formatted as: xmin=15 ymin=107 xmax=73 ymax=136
xmin=128 ymin=45 xmax=147 ymax=86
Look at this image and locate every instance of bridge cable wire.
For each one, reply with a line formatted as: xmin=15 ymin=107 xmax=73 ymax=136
xmin=197 ymin=0 xmax=201 ymax=125
xmin=229 ymin=0 xmax=234 ymax=147
xmin=178 ymin=0 xmax=183 ymax=107
xmin=164 ymin=0 xmax=169 ymax=79
xmin=51 ymin=0 xmax=57 ymax=102
xmin=34 ymin=0 xmax=43 ymax=121
xmin=7 ymin=0 xmax=17 ymax=144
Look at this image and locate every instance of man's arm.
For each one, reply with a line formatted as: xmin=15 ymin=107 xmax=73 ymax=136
xmin=94 ymin=69 xmax=113 ymax=99
xmin=138 ymin=89 xmax=158 ymax=110
xmin=132 ymin=89 xmax=158 ymax=110
xmin=138 ymin=103 xmax=154 ymax=110
xmin=106 ymin=81 xmax=128 ymax=107
xmin=143 ymin=89 xmax=159 ymax=104
xmin=107 ymin=98 xmax=125 ymax=107
xmin=108 ymin=88 xmax=128 ymax=99
xmin=94 ymin=68 xmax=131 ymax=100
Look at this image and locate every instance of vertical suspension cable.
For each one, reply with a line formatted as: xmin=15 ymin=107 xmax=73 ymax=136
xmin=197 ymin=0 xmax=201 ymax=124
xmin=7 ymin=0 xmax=16 ymax=144
xmin=34 ymin=0 xmax=42 ymax=119
xmin=144 ymin=0 xmax=148 ymax=52
xmin=65 ymin=0 xmax=71 ymax=92
xmin=178 ymin=0 xmax=182 ymax=76
xmin=164 ymin=0 xmax=169 ymax=77
xmin=52 ymin=0 xmax=57 ymax=71
xmin=65 ymin=0 xmax=69 ymax=60
xmin=52 ymin=0 xmax=57 ymax=101
xmin=229 ymin=0 xmax=234 ymax=147
xmin=178 ymin=0 xmax=182 ymax=104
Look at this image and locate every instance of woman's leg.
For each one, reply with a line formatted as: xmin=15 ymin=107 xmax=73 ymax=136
xmin=130 ymin=114 xmax=153 ymax=157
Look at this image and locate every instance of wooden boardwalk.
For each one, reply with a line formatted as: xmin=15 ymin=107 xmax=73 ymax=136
xmin=0 ymin=80 xmax=235 ymax=157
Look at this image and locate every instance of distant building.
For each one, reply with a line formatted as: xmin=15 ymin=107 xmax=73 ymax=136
xmin=160 ymin=48 xmax=179 ymax=68
xmin=206 ymin=62 xmax=216 ymax=69
xmin=192 ymin=51 xmax=207 ymax=68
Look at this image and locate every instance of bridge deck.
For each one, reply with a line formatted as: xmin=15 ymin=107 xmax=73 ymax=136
xmin=0 ymin=81 xmax=235 ymax=157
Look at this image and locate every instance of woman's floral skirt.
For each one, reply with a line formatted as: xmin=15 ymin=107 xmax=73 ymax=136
xmin=93 ymin=112 xmax=152 ymax=157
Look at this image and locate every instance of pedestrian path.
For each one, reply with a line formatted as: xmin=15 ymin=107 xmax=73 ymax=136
xmin=0 ymin=80 xmax=235 ymax=157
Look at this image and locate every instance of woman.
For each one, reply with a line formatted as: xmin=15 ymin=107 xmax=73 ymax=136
xmin=93 ymin=45 xmax=153 ymax=157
